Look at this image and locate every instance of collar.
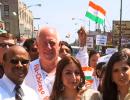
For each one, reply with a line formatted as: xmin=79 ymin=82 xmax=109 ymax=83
xmin=2 ymin=74 xmax=16 ymax=93
xmin=39 ymin=57 xmax=61 ymax=77
xmin=41 ymin=68 xmax=56 ymax=77
xmin=2 ymin=74 xmax=24 ymax=93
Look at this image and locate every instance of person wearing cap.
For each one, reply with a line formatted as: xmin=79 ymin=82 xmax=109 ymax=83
xmin=0 ymin=33 xmax=16 ymax=78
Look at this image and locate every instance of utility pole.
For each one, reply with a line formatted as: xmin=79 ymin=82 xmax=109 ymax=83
xmin=118 ymin=0 xmax=122 ymax=51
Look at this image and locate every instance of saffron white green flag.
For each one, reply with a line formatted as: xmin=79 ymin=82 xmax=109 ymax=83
xmin=85 ymin=1 xmax=106 ymax=24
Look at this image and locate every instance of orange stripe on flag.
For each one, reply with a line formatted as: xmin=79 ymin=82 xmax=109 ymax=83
xmin=82 ymin=67 xmax=93 ymax=71
xmin=89 ymin=1 xmax=106 ymax=16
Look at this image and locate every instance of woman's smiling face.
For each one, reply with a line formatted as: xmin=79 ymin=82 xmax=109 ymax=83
xmin=62 ymin=62 xmax=81 ymax=90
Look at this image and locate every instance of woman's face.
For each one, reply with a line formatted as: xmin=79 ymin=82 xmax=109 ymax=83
xmin=112 ymin=61 xmax=130 ymax=87
xmin=59 ymin=45 xmax=71 ymax=58
xmin=62 ymin=62 xmax=81 ymax=91
xmin=89 ymin=53 xmax=100 ymax=68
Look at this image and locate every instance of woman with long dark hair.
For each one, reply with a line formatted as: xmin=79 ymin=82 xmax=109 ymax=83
xmin=102 ymin=51 xmax=130 ymax=100
xmin=50 ymin=55 xmax=101 ymax=100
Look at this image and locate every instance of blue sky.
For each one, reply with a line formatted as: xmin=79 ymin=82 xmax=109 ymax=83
xmin=22 ymin=0 xmax=130 ymax=43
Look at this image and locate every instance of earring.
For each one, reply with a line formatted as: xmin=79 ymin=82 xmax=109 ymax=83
xmin=60 ymin=84 xmax=65 ymax=91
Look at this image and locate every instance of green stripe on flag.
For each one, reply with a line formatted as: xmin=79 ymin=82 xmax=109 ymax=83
xmin=85 ymin=12 xmax=104 ymax=24
xmin=85 ymin=76 xmax=93 ymax=80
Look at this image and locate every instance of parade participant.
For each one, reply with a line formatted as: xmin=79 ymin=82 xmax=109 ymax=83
xmin=102 ymin=51 xmax=130 ymax=100
xmin=0 ymin=33 xmax=16 ymax=78
xmin=50 ymin=55 xmax=101 ymax=100
xmin=59 ymin=41 xmax=73 ymax=58
xmin=75 ymin=27 xmax=95 ymax=89
xmin=25 ymin=26 xmax=60 ymax=99
xmin=96 ymin=62 xmax=106 ymax=93
xmin=89 ymin=50 xmax=101 ymax=69
xmin=23 ymin=38 xmax=39 ymax=61
xmin=76 ymin=26 xmax=89 ymax=67
xmin=88 ymin=50 xmax=101 ymax=90
xmin=0 ymin=46 xmax=38 ymax=100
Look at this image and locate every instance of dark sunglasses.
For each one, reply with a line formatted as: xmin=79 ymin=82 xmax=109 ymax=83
xmin=10 ymin=59 xmax=30 ymax=65
xmin=0 ymin=43 xmax=14 ymax=48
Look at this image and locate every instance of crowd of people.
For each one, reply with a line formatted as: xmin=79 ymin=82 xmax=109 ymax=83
xmin=0 ymin=26 xmax=130 ymax=100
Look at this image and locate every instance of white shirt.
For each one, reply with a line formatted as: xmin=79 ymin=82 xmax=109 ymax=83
xmin=41 ymin=69 xmax=55 ymax=94
xmin=82 ymin=89 xmax=101 ymax=100
xmin=91 ymin=76 xmax=100 ymax=90
xmin=0 ymin=75 xmax=39 ymax=100
xmin=25 ymin=59 xmax=56 ymax=99
xmin=76 ymin=46 xmax=89 ymax=67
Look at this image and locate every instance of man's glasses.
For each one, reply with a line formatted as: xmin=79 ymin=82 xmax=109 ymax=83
xmin=0 ymin=43 xmax=14 ymax=48
xmin=10 ymin=59 xmax=30 ymax=65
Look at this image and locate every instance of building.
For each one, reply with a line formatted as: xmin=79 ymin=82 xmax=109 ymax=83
xmin=0 ymin=0 xmax=33 ymax=39
xmin=112 ymin=20 xmax=130 ymax=47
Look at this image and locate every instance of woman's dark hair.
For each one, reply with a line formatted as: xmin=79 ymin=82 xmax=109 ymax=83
xmin=97 ymin=63 xmax=106 ymax=93
xmin=96 ymin=62 xmax=106 ymax=78
xmin=23 ymin=38 xmax=36 ymax=52
xmin=50 ymin=55 xmax=85 ymax=100
xmin=89 ymin=50 xmax=100 ymax=66
xmin=102 ymin=51 xmax=130 ymax=100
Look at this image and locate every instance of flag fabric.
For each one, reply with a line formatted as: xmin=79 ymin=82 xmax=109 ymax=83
xmin=82 ymin=66 xmax=94 ymax=85
xmin=85 ymin=1 xmax=106 ymax=24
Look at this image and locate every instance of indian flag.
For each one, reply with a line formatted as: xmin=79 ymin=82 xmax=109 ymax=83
xmin=82 ymin=67 xmax=94 ymax=85
xmin=85 ymin=1 xmax=106 ymax=24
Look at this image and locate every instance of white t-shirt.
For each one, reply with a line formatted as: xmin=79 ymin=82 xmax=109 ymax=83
xmin=76 ymin=46 xmax=89 ymax=67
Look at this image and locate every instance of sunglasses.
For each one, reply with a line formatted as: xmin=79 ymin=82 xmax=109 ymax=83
xmin=0 ymin=43 xmax=14 ymax=48
xmin=10 ymin=59 xmax=30 ymax=65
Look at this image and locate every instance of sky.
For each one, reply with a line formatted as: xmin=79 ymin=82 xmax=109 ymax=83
xmin=22 ymin=0 xmax=130 ymax=43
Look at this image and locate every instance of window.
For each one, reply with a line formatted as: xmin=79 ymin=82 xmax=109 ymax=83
xmin=4 ymin=5 xmax=9 ymax=17
xmin=5 ymin=22 xmax=10 ymax=32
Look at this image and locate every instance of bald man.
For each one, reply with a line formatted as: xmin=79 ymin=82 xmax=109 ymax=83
xmin=25 ymin=26 xmax=61 ymax=99
xmin=0 ymin=46 xmax=38 ymax=100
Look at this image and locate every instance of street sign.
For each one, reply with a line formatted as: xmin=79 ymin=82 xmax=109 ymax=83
xmin=105 ymin=48 xmax=118 ymax=55
xmin=86 ymin=37 xmax=94 ymax=48
xmin=96 ymin=35 xmax=107 ymax=46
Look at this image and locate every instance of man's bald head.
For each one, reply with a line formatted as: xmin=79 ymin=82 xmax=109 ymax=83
xmin=37 ymin=26 xmax=60 ymax=43
xmin=3 ymin=45 xmax=30 ymax=62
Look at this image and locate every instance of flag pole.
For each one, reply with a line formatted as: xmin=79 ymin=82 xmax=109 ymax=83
xmin=103 ymin=19 xmax=106 ymax=34
xmin=89 ymin=20 xmax=90 ymax=34
xmin=118 ymin=0 xmax=122 ymax=51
